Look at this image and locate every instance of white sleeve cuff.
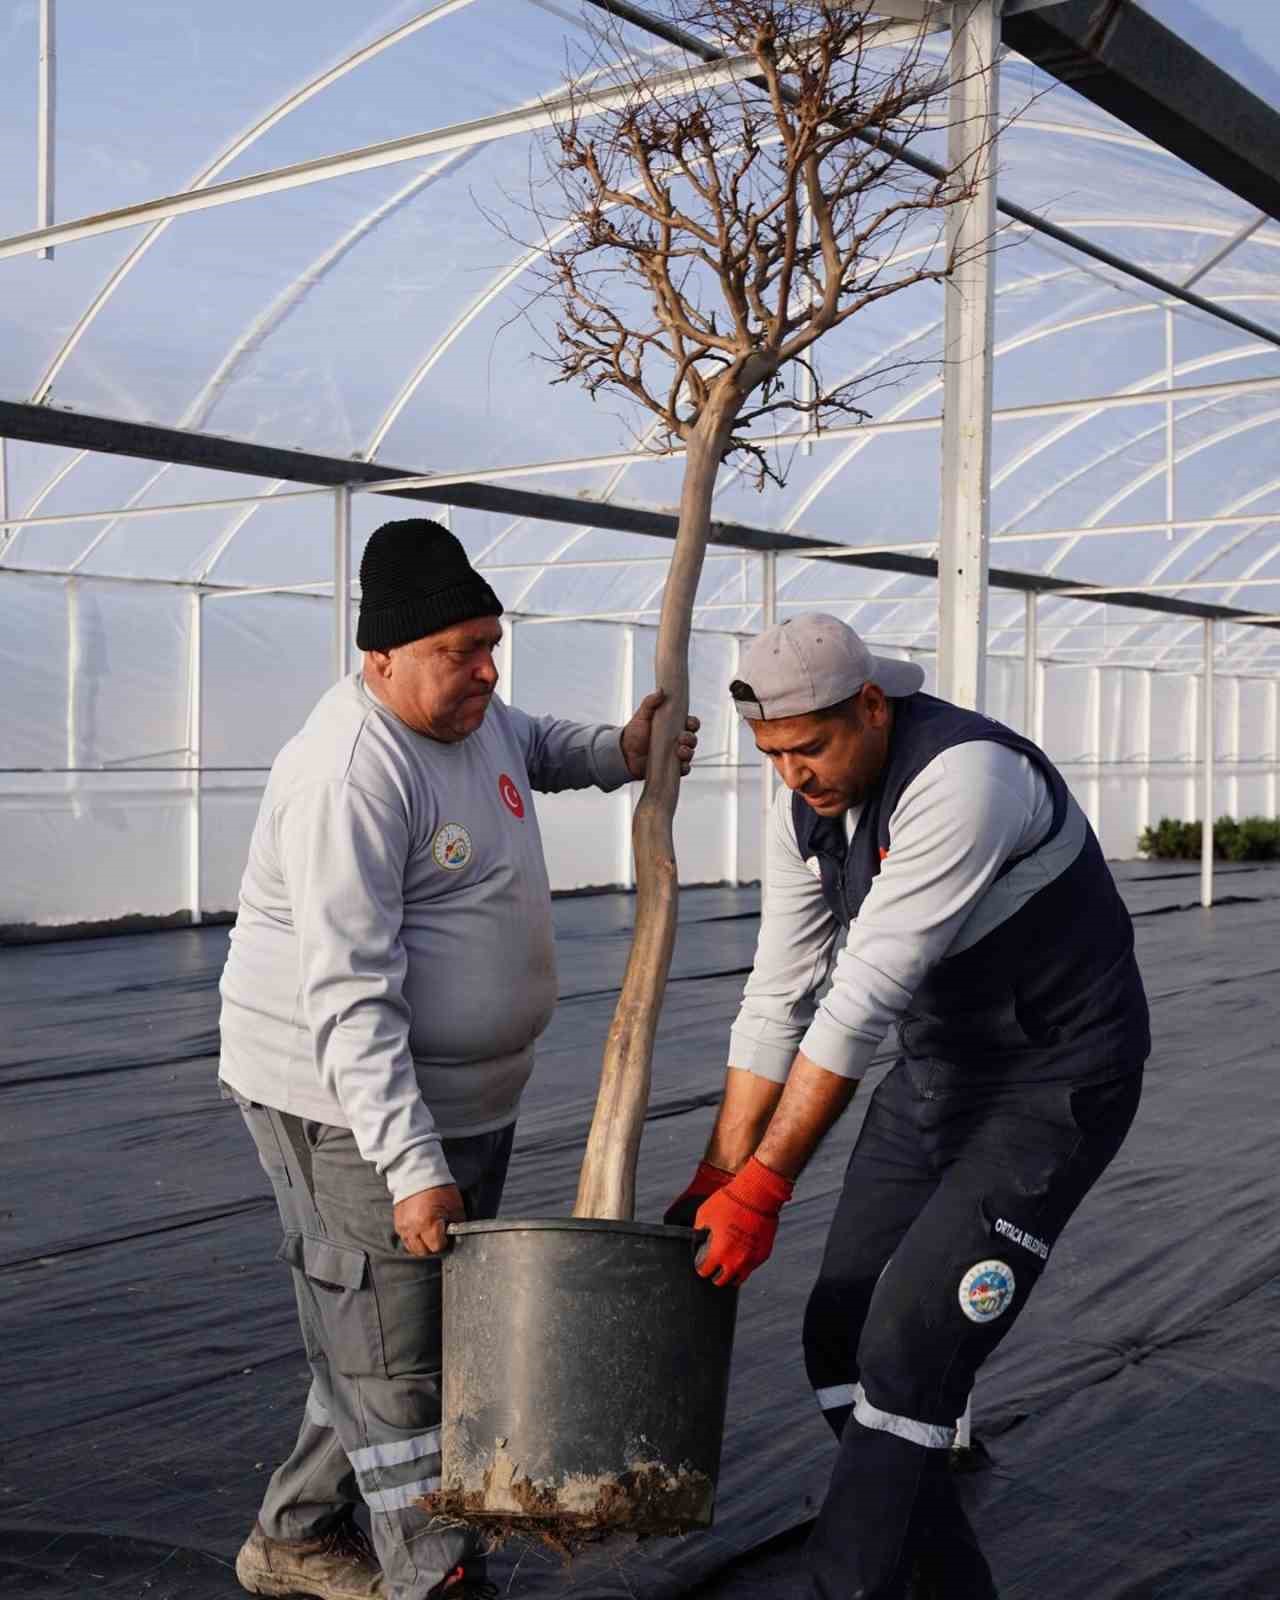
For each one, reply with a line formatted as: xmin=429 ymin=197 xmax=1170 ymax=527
xmin=382 ymin=1138 xmax=455 ymax=1202
xmin=727 ymin=1026 xmax=801 ymax=1083
xmin=590 ymin=727 xmax=634 ymax=791
xmin=797 ymin=1017 xmax=879 ymax=1081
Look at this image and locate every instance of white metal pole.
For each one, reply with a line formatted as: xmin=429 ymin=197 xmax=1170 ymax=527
xmin=727 ymin=634 xmax=742 ymax=887
xmin=498 ymin=614 xmax=515 ymax=704
xmin=333 ymin=487 xmax=352 ymax=680
xmin=937 ymin=0 xmax=1000 ymax=712
xmin=1089 ymin=664 xmax=1103 ymax=841
xmin=1140 ymin=668 xmax=1153 ymax=841
xmin=1164 ymin=308 xmax=1175 ymax=542
xmin=1202 ymin=618 xmax=1215 ymax=908
xmin=619 ymin=624 xmax=637 ymax=891
xmin=65 ymin=575 xmax=79 ymax=774
xmin=37 ymin=0 xmax=55 ymax=262
xmin=1023 ymin=591 xmax=1037 ymax=738
xmin=1227 ymin=671 xmax=1241 ymax=819
xmin=760 ymin=551 xmax=777 ymax=909
xmin=188 ymin=591 xmax=203 ymax=927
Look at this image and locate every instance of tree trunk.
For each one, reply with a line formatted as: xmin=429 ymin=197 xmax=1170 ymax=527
xmin=574 ymin=403 xmax=739 ymax=1220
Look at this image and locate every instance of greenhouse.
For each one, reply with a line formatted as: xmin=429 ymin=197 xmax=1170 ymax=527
xmin=4 ymin=1 xmax=1280 ymax=1597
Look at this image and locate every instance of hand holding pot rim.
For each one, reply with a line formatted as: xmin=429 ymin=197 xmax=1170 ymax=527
xmin=394 ymin=1183 xmax=465 ymax=1256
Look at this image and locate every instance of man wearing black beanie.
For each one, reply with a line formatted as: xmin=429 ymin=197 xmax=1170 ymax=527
xmin=219 ymin=519 xmax=698 ymax=1600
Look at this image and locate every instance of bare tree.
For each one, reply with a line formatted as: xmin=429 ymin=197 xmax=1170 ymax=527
xmin=548 ymin=0 xmax=1002 ymax=1219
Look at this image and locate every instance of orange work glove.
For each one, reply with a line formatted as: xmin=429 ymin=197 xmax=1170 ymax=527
xmin=663 ymin=1160 xmax=735 ymax=1227
xmin=693 ymin=1156 xmax=794 ymax=1287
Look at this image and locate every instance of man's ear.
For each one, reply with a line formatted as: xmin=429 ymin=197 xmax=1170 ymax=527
xmin=862 ymin=683 xmax=890 ymax=724
xmin=366 ymin=648 xmax=393 ymax=680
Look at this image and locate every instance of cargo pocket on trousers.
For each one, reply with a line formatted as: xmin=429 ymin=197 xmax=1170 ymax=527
xmin=278 ymin=1232 xmax=386 ymax=1378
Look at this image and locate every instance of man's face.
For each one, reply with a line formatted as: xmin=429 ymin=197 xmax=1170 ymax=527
xmin=365 ymin=617 xmax=503 ymax=741
xmin=749 ymin=687 xmax=894 ymax=816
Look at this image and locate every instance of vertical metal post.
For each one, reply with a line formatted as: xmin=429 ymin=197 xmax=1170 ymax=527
xmin=1023 ymin=591 xmax=1037 ymax=738
xmin=333 ymin=487 xmax=352 ymax=680
xmin=1164 ymin=308 xmax=1175 ymax=542
xmin=1202 ymin=618 xmax=1215 ymax=909
xmin=65 ymin=574 xmax=79 ymax=774
xmin=759 ymin=551 xmax=777 ymax=908
xmin=0 ymin=437 xmax=8 ymax=527
xmin=937 ymin=0 xmax=1000 ymax=712
xmin=1227 ymin=671 xmax=1241 ymax=820
xmin=1267 ymin=678 xmax=1278 ymax=821
xmin=498 ymin=614 xmax=515 ymax=704
xmin=726 ymin=635 xmax=742 ymax=886
xmin=619 ymin=624 xmax=637 ymax=891
xmin=188 ymin=590 xmax=203 ymax=926
xmin=1139 ymin=668 xmax=1153 ymax=841
xmin=37 ymin=0 xmax=56 ymax=261
xmin=1088 ymin=664 xmax=1103 ymax=841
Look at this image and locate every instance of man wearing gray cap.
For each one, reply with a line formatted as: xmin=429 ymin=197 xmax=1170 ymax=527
xmin=220 ymin=519 xmax=697 ymax=1600
xmin=666 ymin=614 xmax=1148 ymax=1598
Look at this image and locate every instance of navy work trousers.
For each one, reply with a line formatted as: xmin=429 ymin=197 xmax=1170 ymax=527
xmin=801 ymin=1058 xmax=1143 ymax=1599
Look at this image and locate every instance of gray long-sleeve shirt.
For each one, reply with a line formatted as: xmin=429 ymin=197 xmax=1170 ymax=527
xmin=728 ymin=741 xmax=1090 ymax=1083
xmin=218 ymin=673 xmax=631 ymax=1200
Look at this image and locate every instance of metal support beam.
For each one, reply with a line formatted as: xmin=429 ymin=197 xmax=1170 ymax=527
xmin=938 ymin=1 xmax=999 ymax=711
xmin=0 ymin=31 xmax=920 ymax=263
xmin=1202 ymin=618 xmax=1215 ymax=909
xmin=333 ymin=486 xmax=352 ymax=680
xmin=583 ymin=0 xmax=1280 ymax=352
xmin=1139 ymin=667 xmax=1152 ymax=841
xmin=760 ymin=552 xmax=777 ymax=905
xmin=618 ymin=624 xmax=636 ymax=891
xmin=65 ymin=575 xmax=79 ymax=776
xmin=726 ymin=634 xmax=742 ymax=887
xmin=1023 ymin=591 xmax=1038 ymax=737
xmin=498 ymin=614 xmax=516 ymax=705
xmin=1003 ymin=0 xmax=1280 ymax=224
xmin=1088 ymin=663 xmax=1103 ymax=837
xmin=3 ymin=401 xmax=1279 ymax=636
xmin=188 ymin=591 xmax=203 ymax=927
xmin=37 ymin=0 xmax=55 ymax=261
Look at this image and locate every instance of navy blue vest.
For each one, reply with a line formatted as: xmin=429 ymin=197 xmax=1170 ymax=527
xmin=793 ymin=693 xmax=1150 ymax=1079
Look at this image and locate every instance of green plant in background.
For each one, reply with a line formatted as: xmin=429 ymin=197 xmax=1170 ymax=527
xmin=1138 ymin=815 xmax=1280 ymax=861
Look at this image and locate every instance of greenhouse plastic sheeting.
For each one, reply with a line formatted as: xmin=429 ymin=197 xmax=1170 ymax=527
xmin=3 ymin=866 xmax=1280 ymax=1598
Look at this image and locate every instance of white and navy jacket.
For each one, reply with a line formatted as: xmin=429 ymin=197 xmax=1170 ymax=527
xmin=729 ymin=693 xmax=1150 ymax=1086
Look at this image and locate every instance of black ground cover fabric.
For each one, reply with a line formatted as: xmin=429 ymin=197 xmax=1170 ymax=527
xmin=2 ymin=864 xmax=1279 ymax=1597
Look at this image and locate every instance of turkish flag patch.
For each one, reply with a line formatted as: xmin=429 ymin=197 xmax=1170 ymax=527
xmin=498 ymin=773 xmax=525 ymax=819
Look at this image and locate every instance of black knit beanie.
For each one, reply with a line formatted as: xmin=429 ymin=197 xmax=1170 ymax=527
xmin=356 ymin=519 xmax=503 ymax=652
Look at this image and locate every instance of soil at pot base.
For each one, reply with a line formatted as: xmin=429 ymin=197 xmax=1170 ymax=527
xmin=433 ymin=1218 xmax=738 ymax=1542
xmin=423 ymin=1458 xmax=717 ymax=1547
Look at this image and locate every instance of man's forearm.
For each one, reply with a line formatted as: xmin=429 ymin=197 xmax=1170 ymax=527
xmin=754 ymin=1051 xmax=859 ymax=1180
xmin=704 ymin=1066 xmax=787 ymax=1171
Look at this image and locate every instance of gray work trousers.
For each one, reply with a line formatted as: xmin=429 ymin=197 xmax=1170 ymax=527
xmin=237 ymin=1098 xmax=514 ymax=1600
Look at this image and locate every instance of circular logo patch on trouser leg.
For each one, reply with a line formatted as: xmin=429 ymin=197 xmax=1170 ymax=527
xmin=958 ymin=1260 xmax=1016 ymax=1323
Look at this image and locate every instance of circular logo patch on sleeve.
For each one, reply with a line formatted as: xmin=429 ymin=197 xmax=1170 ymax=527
xmin=498 ymin=772 xmax=525 ymax=819
xmin=431 ymin=822 xmax=473 ymax=871
xmin=958 ymin=1260 xmax=1016 ymax=1324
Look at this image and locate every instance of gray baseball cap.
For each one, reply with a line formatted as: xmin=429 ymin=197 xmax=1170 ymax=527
xmin=730 ymin=613 xmax=925 ymax=720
